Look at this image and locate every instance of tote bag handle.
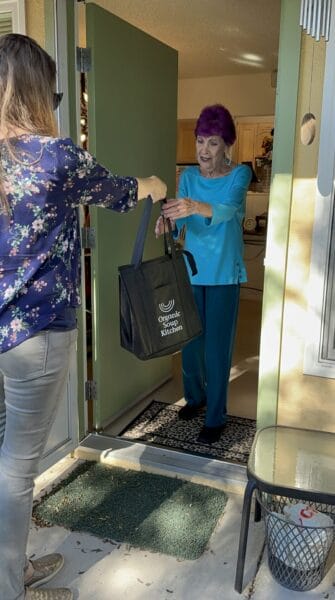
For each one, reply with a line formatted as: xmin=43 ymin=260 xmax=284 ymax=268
xmin=131 ymin=196 xmax=197 ymax=275
xmin=131 ymin=197 xmax=176 ymax=268
xmin=162 ymin=205 xmax=197 ymax=276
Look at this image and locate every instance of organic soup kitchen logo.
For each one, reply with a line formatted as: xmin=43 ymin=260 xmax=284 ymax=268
xmin=158 ymin=299 xmax=183 ymax=337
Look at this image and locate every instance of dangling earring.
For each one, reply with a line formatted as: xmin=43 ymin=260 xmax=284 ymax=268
xmin=224 ymin=144 xmax=232 ymax=166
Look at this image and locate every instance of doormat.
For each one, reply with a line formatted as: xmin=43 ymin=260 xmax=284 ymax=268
xmin=33 ymin=461 xmax=227 ymax=560
xmin=120 ymin=401 xmax=256 ymax=465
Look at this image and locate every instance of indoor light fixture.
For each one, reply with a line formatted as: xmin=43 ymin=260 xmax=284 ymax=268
xmin=230 ymin=57 xmax=262 ymax=67
xmin=241 ymin=53 xmax=263 ymax=62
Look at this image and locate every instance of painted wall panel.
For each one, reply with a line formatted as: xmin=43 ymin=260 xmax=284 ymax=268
xmin=178 ymin=72 xmax=276 ymax=119
xmin=26 ymin=0 xmax=45 ymax=44
xmin=257 ymin=0 xmax=302 ymax=428
xmin=277 ymin=33 xmax=335 ymax=431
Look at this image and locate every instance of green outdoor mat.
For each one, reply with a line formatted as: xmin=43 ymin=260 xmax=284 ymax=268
xmin=33 ymin=461 xmax=227 ymax=560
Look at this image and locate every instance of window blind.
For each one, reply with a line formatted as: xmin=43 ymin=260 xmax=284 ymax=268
xmin=0 ymin=12 xmax=13 ymax=36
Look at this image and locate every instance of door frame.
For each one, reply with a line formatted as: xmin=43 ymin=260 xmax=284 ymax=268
xmin=257 ymin=0 xmax=302 ymax=428
xmin=38 ymin=0 xmax=85 ymax=472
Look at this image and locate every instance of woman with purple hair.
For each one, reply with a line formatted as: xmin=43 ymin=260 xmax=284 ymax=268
xmin=156 ymin=104 xmax=251 ymax=444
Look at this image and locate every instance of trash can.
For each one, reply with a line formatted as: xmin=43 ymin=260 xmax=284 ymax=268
xmin=258 ymin=491 xmax=335 ymax=591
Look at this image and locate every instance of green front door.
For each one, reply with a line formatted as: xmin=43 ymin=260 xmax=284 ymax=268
xmin=86 ymin=3 xmax=178 ymax=430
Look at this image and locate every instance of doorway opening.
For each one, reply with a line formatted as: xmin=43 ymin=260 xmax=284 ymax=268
xmin=100 ymin=296 xmax=261 ymax=467
xmin=78 ymin=1 xmax=279 ymax=468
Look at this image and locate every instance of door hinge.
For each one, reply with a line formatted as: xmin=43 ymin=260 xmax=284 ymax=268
xmin=76 ymin=47 xmax=92 ymax=72
xmin=85 ymin=380 xmax=97 ymax=402
xmin=81 ymin=226 xmax=96 ymax=249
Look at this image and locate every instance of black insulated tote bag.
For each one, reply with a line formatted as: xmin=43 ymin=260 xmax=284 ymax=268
xmin=118 ymin=197 xmax=202 ymax=360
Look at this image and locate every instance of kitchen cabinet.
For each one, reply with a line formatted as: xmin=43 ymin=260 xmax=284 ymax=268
xmin=233 ymin=123 xmax=256 ymax=165
xmin=176 ymin=119 xmax=197 ymax=164
xmin=234 ymin=118 xmax=274 ymax=169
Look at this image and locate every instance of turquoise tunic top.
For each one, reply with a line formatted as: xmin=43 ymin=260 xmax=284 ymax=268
xmin=176 ymin=164 xmax=251 ymax=285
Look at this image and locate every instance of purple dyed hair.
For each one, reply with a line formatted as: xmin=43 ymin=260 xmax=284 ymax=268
xmin=194 ymin=104 xmax=236 ymax=146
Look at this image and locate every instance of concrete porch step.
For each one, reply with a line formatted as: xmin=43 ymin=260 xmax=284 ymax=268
xmin=75 ymin=433 xmax=247 ymax=494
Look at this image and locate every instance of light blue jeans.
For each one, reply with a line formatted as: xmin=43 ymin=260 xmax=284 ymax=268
xmin=0 ymin=329 xmax=77 ymax=600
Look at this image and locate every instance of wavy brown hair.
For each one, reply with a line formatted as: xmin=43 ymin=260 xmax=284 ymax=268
xmin=0 ymin=34 xmax=58 ymax=213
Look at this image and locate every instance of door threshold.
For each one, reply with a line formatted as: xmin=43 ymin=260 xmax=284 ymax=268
xmin=76 ymin=433 xmax=247 ymax=494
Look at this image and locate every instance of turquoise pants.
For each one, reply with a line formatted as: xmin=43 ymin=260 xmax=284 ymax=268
xmin=182 ymin=284 xmax=240 ymax=427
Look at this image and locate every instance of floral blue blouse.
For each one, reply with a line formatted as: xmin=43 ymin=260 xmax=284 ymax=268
xmin=0 ymin=135 xmax=138 ymax=352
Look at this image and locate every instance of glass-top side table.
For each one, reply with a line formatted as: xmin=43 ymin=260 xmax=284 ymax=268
xmin=249 ymin=426 xmax=335 ymax=501
xmin=235 ymin=426 xmax=335 ymax=593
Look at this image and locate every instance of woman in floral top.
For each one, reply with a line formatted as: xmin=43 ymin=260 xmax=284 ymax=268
xmin=0 ymin=34 xmax=166 ymax=600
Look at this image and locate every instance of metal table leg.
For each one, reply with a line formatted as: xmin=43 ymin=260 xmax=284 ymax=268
xmin=254 ymin=495 xmax=262 ymax=522
xmin=234 ymin=479 xmax=257 ymax=593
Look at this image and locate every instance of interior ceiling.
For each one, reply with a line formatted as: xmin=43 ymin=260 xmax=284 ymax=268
xmin=89 ymin=0 xmax=281 ymax=79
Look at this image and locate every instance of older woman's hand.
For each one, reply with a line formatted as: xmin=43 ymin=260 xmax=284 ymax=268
xmin=162 ymin=198 xmax=197 ymax=220
xmin=162 ymin=197 xmax=212 ymax=220
xmin=155 ymin=214 xmax=176 ymax=238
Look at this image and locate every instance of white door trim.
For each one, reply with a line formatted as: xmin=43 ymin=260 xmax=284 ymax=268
xmin=39 ymin=0 xmax=82 ymax=471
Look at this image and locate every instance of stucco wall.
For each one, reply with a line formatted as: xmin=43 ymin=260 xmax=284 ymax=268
xmin=178 ymin=72 xmax=276 ymax=119
xmin=277 ymin=34 xmax=335 ymax=431
xmin=25 ymin=0 xmax=45 ymax=45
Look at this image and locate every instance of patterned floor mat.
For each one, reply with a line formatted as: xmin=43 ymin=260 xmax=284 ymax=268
xmin=120 ymin=401 xmax=256 ymax=465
